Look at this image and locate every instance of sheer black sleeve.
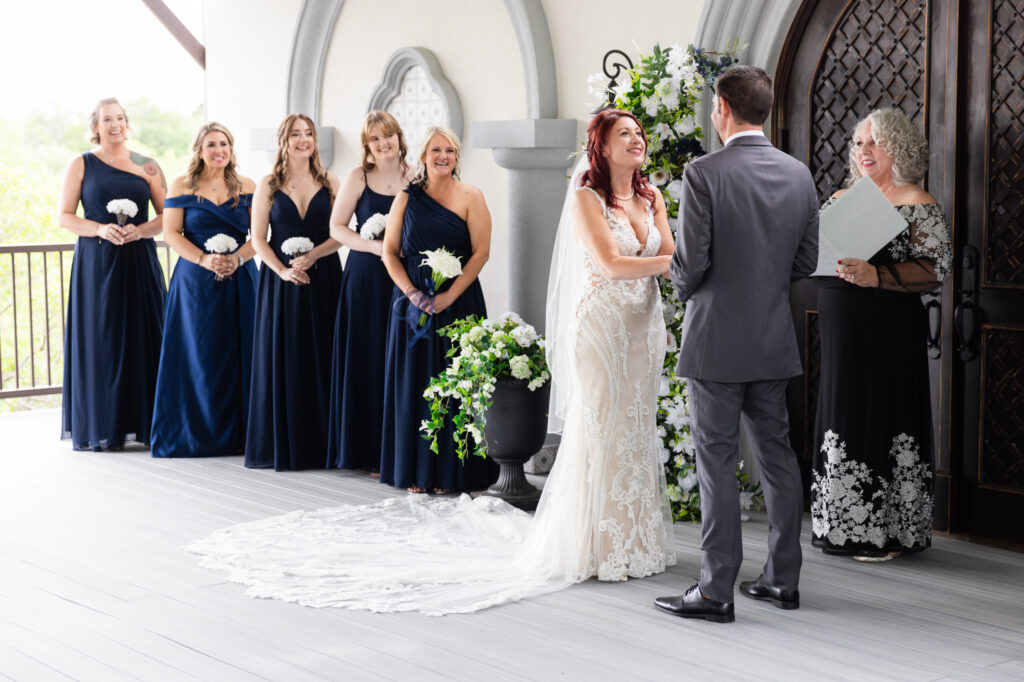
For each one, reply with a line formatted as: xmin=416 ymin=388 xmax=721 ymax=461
xmin=876 ymin=204 xmax=952 ymax=294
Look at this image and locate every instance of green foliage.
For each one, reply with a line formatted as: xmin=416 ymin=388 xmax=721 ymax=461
xmin=422 ymin=313 xmax=550 ymax=462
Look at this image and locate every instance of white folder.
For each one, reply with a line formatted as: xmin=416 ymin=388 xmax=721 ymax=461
xmin=812 ymin=176 xmax=908 ymax=277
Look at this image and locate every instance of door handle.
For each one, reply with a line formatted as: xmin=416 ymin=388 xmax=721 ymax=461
xmin=954 ymin=245 xmax=979 ymax=362
xmin=925 ymin=298 xmax=941 ymax=359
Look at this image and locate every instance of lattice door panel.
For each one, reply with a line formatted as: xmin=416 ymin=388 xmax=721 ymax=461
xmin=979 ymin=327 xmax=1024 ymax=492
xmin=802 ymin=311 xmax=821 ymax=461
xmin=809 ymin=0 xmax=928 ymax=199
xmin=987 ymin=0 xmax=1024 ymax=287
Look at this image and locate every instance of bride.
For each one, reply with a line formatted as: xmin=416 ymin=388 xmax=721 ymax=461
xmin=189 ymin=109 xmax=678 ymax=614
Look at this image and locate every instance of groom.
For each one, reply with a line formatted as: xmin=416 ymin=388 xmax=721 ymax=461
xmin=656 ymin=66 xmax=819 ymax=623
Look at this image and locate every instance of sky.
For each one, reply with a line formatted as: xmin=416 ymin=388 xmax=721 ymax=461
xmin=0 ymin=0 xmax=205 ymax=119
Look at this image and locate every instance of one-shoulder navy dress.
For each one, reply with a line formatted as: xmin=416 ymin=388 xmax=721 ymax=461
xmin=327 ymin=182 xmax=395 ymax=471
xmin=379 ymin=184 xmax=498 ymax=492
xmin=150 ymin=194 xmax=257 ymax=458
xmin=62 ymin=153 xmax=166 ymax=450
xmin=245 ymin=187 xmax=342 ymax=470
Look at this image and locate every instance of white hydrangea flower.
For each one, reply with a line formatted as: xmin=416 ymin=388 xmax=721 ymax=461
xmin=204 ymin=233 xmax=239 ymax=254
xmin=106 ymin=198 xmax=139 ymax=218
xmin=509 ymin=355 xmax=532 ymax=380
xmin=510 ymin=324 xmax=538 ymax=348
xmin=281 ymin=236 xmax=314 ymax=256
xmin=666 ymin=179 xmax=685 ymax=201
xmin=674 ymin=118 xmax=697 ymax=137
xmin=359 ymin=212 xmax=387 ymax=240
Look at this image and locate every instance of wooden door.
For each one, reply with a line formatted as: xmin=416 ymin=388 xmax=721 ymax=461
xmin=773 ymin=0 xmax=1024 ymax=544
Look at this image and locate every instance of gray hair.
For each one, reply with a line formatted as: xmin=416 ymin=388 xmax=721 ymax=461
xmin=847 ymin=108 xmax=929 ymax=185
xmin=412 ymin=125 xmax=462 ymax=188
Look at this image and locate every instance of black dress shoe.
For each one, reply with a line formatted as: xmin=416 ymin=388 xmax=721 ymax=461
xmin=739 ymin=575 xmax=799 ymax=610
xmin=654 ymin=584 xmax=735 ymax=623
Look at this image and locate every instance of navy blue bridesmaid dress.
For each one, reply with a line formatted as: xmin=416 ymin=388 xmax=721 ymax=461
xmin=150 ymin=194 xmax=257 ymax=458
xmin=327 ymin=181 xmax=395 ymax=471
xmin=62 ymin=153 xmax=166 ymax=450
xmin=245 ymin=187 xmax=342 ymax=470
xmin=379 ymin=184 xmax=498 ymax=491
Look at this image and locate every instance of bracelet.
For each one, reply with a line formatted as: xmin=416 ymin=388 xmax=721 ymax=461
xmin=237 ymin=254 xmax=244 ymax=267
xmin=196 ymin=253 xmax=203 ymax=265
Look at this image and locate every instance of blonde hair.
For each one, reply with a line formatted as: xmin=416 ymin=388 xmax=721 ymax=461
xmin=360 ymin=110 xmax=409 ymax=175
xmin=89 ymin=97 xmax=129 ymax=145
xmin=411 ymin=126 xmax=462 ymax=188
xmin=185 ymin=122 xmax=244 ymax=206
xmin=268 ymin=113 xmax=333 ymax=200
xmin=848 ymin=108 xmax=930 ymax=186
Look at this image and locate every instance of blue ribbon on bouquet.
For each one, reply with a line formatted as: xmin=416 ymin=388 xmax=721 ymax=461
xmin=392 ymin=287 xmax=436 ymax=347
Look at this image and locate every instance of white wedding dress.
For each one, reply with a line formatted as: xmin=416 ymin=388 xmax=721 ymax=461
xmin=188 ymin=166 xmax=675 ymax=615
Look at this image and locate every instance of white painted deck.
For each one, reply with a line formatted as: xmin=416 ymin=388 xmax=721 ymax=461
xmin=2 ymin=408 xmax=1022 ymax=681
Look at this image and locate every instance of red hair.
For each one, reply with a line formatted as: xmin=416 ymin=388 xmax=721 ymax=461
xmin=581 ymin=109 xmax=657 ymax=211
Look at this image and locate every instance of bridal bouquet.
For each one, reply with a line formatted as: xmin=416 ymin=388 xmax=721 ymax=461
xmin=589 ymin=41 xmax=763 ymax=521
xmin=204 ymin=233 xmax=239 ymax=281
xmin=106 ymin=198 xmax=138 ymax=227
xmin=359 ymin=213 xmax=387 ymax=240
xmin=417 ymin=247 xmax=462 ymax=327
xmin=422 ymin=312 xmax=550 ymax=461
xmin=281 ymin=236 xmax=314 ymax=258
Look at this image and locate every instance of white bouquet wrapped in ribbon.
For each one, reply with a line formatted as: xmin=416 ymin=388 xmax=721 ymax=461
xmin=417 ymin=247 xmax=463 ymax=327
xmin=204 ymin=233 xmax=240 ymax=281
xmin=106 ymin=198 xmax=139 ymax=227
xmin=281 ymin=236 xmax=314 ymax=257
xmin=359 ymin=213 xmax=387 ymax=240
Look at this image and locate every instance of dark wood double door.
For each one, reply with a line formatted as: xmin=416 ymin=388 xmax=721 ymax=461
xmin=775 ymin=0 xmax=1024 ymax=545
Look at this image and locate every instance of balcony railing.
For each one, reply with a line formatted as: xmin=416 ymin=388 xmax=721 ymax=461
xmin=0 ymin=240 xmax=177 ymax=401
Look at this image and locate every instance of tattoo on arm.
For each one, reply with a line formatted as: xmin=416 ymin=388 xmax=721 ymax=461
xmin=130 ymin=151 xmax=167 ymax=191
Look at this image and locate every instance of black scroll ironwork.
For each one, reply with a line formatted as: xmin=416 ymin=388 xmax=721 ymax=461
xmin=602 ymin=50 xmax=634 ymax=106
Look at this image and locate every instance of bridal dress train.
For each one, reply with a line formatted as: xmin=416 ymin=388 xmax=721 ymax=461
xmin=189 ymin=163 xmax=675 ymax=615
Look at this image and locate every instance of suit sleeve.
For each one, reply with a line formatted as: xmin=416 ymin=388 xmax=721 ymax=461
xmin=790 ymin=174 xmax=819 ymax=281
xmin=670 ymin=162 xmax=712 ymax=302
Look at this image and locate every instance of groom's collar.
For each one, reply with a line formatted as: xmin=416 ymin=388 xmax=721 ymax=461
xmin=723 ymin=130 xmax=766 ymax=147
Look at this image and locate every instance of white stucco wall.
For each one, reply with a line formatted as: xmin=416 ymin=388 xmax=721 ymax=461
xmin=202 ymin=0 xmax=706 ymax=312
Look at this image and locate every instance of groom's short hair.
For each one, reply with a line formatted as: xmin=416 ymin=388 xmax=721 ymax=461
xmin=715 ymin=66 xmax=773 ymax=126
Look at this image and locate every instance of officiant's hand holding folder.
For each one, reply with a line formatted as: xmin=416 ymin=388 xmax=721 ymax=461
xmin=811 ymin=176 xmax=908 ymax=277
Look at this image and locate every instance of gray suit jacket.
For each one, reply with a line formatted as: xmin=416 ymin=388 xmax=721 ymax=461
xmin=670 ymin=135 xmax=818 ymax=382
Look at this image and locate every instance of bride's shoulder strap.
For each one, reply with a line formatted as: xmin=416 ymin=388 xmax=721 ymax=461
xmin=576 ymin=185 xmax=607 ymax=215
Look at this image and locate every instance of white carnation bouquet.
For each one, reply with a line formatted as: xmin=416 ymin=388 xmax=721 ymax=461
xmin=416 ymin=247 xmax=463 ymax=327
xmin=422 ymin=312 xmax=550 ymax=461
xmin=359 ymin=213 xmax=387 ymax=240
xmin=105 ymin=198 xmax=139 ymax=227
xmin=281 ymin=236 xmax=314 ymax=257
xmin=204 ymin=233 xmax=239 ymax=281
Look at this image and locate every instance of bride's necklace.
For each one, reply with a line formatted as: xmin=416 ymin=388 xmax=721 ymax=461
xmin=612 ymin=188 xmax=635 ymax=201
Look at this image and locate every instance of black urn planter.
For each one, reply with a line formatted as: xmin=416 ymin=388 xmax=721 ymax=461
xmin=477 ymin=378 xmax=550 ymax=511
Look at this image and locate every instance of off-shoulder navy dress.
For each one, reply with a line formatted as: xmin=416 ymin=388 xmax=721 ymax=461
xmin=327 ymin=182 xmax=395 ymax=471
xmin=61 ymin=153 xmax=166 ymax=450
xmin=379 ymin=184 xmax=498 ymax=491
xmin=150 ymin=194 xmax=257 ymax=458
xmin=245 ymin=187 xmax=342 ymax=470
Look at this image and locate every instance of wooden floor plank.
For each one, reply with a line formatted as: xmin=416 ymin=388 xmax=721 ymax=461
xmin=2 ymin=409 xmax=1023 ymax=681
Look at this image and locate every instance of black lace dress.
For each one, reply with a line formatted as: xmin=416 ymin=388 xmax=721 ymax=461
xmin=810 ymin=201 xmax=953 ymax=556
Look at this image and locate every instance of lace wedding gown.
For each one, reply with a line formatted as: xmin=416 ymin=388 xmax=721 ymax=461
xmin=188 ymin=184 xmax=675 ymax=615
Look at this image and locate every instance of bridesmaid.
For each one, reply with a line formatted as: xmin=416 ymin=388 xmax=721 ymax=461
xmin=151 ymin=122 xmax=258 ymax=458
xmin=379 ymin=126 xmax=498 ymax=494
xmin=327 ymin=111 xmax=412 ymax=473
xmin=245 ymin=114 xmax=342 ymax=470
xmin=57 ymin=97 xmax=167 ymax=451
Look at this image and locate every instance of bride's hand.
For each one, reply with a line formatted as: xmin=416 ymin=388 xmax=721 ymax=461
xmin=653 ymin=254 xmax=671 ymax=276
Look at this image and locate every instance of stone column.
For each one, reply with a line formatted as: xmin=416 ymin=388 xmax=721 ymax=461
xmin=471 ymin=119 xmax=577 ymax=333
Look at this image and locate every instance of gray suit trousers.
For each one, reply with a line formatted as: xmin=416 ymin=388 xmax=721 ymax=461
xmin=688 ymin=378 xmax=803 ymax=602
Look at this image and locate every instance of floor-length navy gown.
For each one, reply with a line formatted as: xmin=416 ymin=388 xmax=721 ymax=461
xmin=379 ymin=184 xmax=498 ymax=491
xmin=327 ymin=181 xmax=395 ymax=470
xmin=245 ymin=187 xmax=341 ymax=470
xmin=150 ymin=194 xmax=257 ymax=458
xmin=62 ymin=153 xmax=166 ymax=450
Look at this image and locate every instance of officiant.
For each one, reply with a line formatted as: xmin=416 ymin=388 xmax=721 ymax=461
xmin=810 ymin=108 xmax=952 ymax=562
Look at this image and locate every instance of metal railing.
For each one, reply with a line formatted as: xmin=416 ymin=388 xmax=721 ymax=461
xmin=0 ymin=240 xmax=177 ymax=400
